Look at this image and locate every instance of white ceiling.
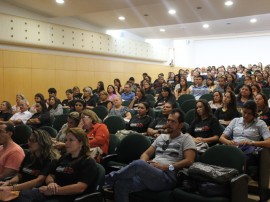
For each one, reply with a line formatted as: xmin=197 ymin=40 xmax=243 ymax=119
xmin=2 ymin=0 xmax=270 ymax=40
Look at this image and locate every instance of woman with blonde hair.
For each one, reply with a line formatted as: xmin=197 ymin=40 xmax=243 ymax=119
xmin=15 ymin=128 xmax=98 ymax=202
xmin=0 ymin=129 xmax=59 ymax=195
xmin=80 ymin=110 xmax=109 ymax=157
xmin=97 ymin=90 xmax=113 ymax=111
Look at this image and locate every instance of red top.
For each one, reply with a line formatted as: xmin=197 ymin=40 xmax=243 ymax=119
xmin=87 ymin=123 xmax=110 ymax=155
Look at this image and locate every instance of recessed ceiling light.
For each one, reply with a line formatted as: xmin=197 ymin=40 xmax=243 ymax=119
xmin=168 ymin=9 xmax=176 ymax=15
xmin=250 ymin=18 xmax=257 ymax=23
xmin=56 ymin=0 xmax=64 ymax=4
xmin=160 ymin=29 xmax=165 ymax=32
xmin=203 ymin=24 xmax=209 ymax=28
xmin=118 ymin=16 xmax=125 ymax=21
xmin=224 ymin=1 xmax=233 ymax=6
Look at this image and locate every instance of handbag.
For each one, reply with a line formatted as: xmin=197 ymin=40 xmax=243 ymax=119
xmin=0 ymin=191 xmax=20 ymax=201
xmin=188 ymin=162 xmax=239 ymax=184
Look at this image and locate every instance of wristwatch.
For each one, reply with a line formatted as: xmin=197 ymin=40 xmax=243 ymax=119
xmin=169 ymin=164 xmax=174 ymax=171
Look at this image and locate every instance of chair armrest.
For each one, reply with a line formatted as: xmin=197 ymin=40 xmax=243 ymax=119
xmin=259 ymin=148 xmax=270 ymax=189
xmin=230 ymin=174 xmax=248 ymax=202
xmin=74 ymin=192 xmax=103 ymax=202
xmin=101 ymin=154 xmax=118 ymax=164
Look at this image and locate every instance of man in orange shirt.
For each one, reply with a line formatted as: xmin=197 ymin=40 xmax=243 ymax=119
xmin=0 ymin=123 xmax=25 ymax=180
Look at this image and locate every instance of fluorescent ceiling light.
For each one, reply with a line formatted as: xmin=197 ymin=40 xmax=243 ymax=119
xmin=203 ymin=24 xmax=209 ymax=28
xmin=56 ymin=0 xmax=64 ymax=4
xmin=160 ymin=29 xmax=165 ymax=32
xmin=118 ymin=16 xmax=125 ymax=21
xmin=250 ymin=18 xmax=257 ymax=23
xmin=168 ymin=9 xmax=176 ymax=15
xmin=224 ymin=1 xmax=233 ymax=6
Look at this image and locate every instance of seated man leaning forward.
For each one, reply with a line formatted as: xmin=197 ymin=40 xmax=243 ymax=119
xmin=7 ymin=100 xmax=32 ymax=125
xmin=105 ymin=108 xmax=196 ymax=202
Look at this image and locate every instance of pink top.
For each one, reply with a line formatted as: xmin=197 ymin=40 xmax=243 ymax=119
xmin=0 ymin=142 xmax=25 ymax=175
xmin=109 ymin=94 xmax=117 ymax=101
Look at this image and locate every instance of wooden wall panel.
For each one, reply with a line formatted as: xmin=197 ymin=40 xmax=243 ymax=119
xmin=76 ymin=57 xmax=92 ymax=71
xmin=0 ymin=50 xmax=3 ymax=68
xmin=32 ymin=53 xmax=55 ymax=69
xmin=0 ymin=49 xmax=181 ymax=105
xmin=76 ymin=71 xmax=95 ymax=91
xmin=0 ymin=67 xmax=3 ymax=100
xmin=3 ymin=51 xmax=31 ymax=68
xmin=31 ymin=69 xmax=56 ymax=103
xmin=55 ymin=70 xmax=77 ymax=99
xmin=3 ymin=68 xmax=31 ymax=103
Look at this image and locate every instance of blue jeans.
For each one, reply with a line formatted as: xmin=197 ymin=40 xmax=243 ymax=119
xmin=13 ymin=188 xmax=71 ymax=202
xmin=105 ymin=160 xmax=177 ymax=202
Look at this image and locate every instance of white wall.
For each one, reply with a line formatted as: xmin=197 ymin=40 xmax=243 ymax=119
xmin=174 ymin=35 xmax=270 ymax=68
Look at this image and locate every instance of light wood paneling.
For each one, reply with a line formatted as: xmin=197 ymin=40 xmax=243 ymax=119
xmin=31 ymin=69 xmax=56 ymax=103
xmin=55 ymin=70 xmax=77 ymax=99
xmin=0 ymin=49 xmax=179 ymax=105
xmin=0 ymin=67 xmax=3 ymax=100
xmin=32 ymin=53 xmax=55 ymax=69
xmin=0 ymin=50 xmax=3 ymax=68
xmin=3 ymin=68 xmax=31 ymax=103
xmin=3 ymin=51 xmax=31 ymax=68
xmin=76 ymin=57 xmax=92 ymax=71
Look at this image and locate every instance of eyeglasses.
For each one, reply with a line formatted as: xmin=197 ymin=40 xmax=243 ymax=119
xmin=162 ymin=140 xmax=170 ymax=150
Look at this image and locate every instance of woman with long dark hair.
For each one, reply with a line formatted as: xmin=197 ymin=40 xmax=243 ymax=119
xmin=114 ymin=78 xmax=123 ymax=95
xmin=236 ymin=84 xmax=253 ymax=110
xmin=127 ymin=102 xmax=153 ymax=133
xmin=93 ymin=81 xmax=105 ymax=95
xmin=143 ymin=81 xmax=155 ymax=96
xmin=129 ymin=87 xmax=148 ymax=110
xmin=27 ymin=101 xmax=51 ymax=129
xmin=154 ymin=86 xmax=176 ymax=108
xmin=107 ymin=85 xmax=117 ymax=101
xmin=208 ymin=91 xmax=223 ymax=111
xmin=188 ymin=99 xmax=223 ymax=147
xmin=215 ymin=91 xmax=240 ymax=126
xmin=47 ymin=96 xmax=63 ymax=117
xmin=174 ymin=77 xmax=188 ymax=98
xmin=0 ymin=101 xmax=13 ymax=121
xmin=255 ymin=93 xmax=270 ymax=129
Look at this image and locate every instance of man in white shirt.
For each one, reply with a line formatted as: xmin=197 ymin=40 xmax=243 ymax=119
xmin=8 ymin=100 xmax=32 ymax=125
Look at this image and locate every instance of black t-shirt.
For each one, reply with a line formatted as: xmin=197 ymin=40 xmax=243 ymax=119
xmin=148 ymin=116 xmax=167 ymax=130
xmin=62 ymin=99 xmax=75 ymax=109
xmin=51 ymin=155 xmax=97 ymax=197
xmin=97 ymin=100 xmax=112 ymax=108
xmin=19 ymin=152 xmax=56 ymax=183
xmin=258 ymin=108 xmax=270 ymax=126
xmin=27 ymin=112 xmax=51 ymax=129
xmin=127 ymin=115 xmax=153 ymax=133
xmin=188 ymin=116 xmax=223 ymax=146
xmin=85 ymin=95 xmax=98 ymax=107
xmin=131 ymin=96 xmax=149 ymax=109
xmin=0 ymin=112 xmax=13 ymax=121
xmin=214 ymin=108 xmax=240 ymax=121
